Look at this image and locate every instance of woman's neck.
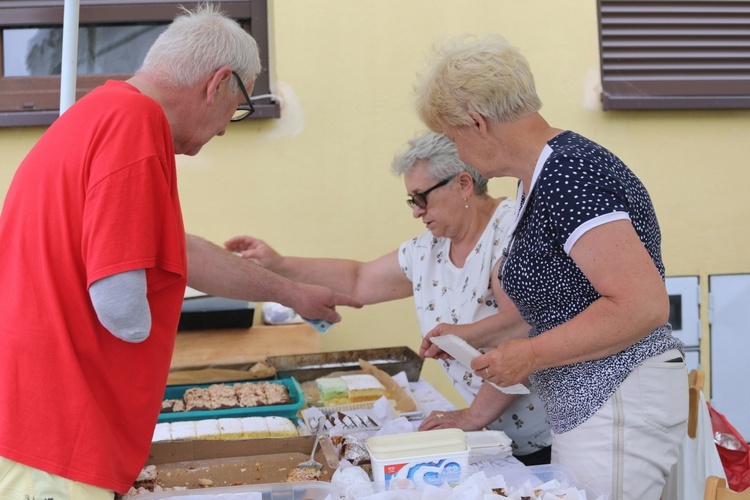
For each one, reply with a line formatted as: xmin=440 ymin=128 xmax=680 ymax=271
xmin=449 ymin=196 xmax=504 ymax=268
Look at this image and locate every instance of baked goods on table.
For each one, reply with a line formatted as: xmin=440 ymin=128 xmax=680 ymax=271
xmin=285 ymin=467 xmax=321 ymax=482
xmin=125 ymin=433 xmax=339 ymax=498
xmin=152 ymin=416 xmax=298 ymax=442
xmin=265 ymin=415 xmax=298 ymax=438
xmin=337 ymin=434 xmax=371 ymax=466
xmin=315 ymin=377 xmax=348 ymax=406
xmin=340 ymin=374 xmax=387 ymax=403
xmin=315 ymin=373 xmax=388 ymax=406
xmin=117 ymin=465 xmax=188 ymax=498
xmin=240 ymin=416 xmax=271 ymax=439
xmin=305 ymin=410 xmax=381 ymax=432
xmin=161 ymin=381 xmax=291 ymax=413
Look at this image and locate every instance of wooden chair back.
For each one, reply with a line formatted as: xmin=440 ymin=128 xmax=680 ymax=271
xmin=688 ymin=369 xmax=706 ymax=438
xmin=705 ymin=476 xmax=750 ymax=500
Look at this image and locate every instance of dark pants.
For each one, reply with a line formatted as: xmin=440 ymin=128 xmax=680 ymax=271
xmin=515 ymin=445 xmax=552 ymax=467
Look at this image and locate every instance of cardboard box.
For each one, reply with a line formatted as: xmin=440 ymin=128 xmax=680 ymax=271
xmin=143 ymin=437 xmax=336 ymax=491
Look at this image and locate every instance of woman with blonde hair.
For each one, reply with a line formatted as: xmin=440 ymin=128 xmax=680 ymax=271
xmin=415 ymin=34 xmax=687 ymax=499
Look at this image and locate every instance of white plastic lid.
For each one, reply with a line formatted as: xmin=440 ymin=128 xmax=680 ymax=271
xmin=465 ymin=430 xmax=513 ymax=450
xmin=366 ymin=429 xmax=467 ymax=460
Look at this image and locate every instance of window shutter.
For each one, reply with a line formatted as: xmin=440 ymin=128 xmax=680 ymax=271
xmin=598 ymin=0 xmax=750 ymax=110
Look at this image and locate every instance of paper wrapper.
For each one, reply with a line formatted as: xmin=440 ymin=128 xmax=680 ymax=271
xmin=357 ymin=359 xmax=416 ymax=413
xmin=166 ymin=360 xmax=276 ymax=386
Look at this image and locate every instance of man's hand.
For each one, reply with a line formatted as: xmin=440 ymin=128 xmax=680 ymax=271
xmin=187 ymin=234 xmax=362 ymax=321
xmin=287 ymin=281 xmax=362 ymax=324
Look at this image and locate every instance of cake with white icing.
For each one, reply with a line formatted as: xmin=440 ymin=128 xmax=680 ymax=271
xmin=240 ymin=416 xmax=270 ymax=438
xmin=340 ymin=374 xmax=387 ymax=403
xmin=152 ymin=416 xmax=298 ymax=443
xmin=195 ymin=419 xmax=221 ymax=439
xmin=316 ymin=377 xmax=349 ymax=406
xmin=266 ymin=416 xmax=298 ymax=437
xmin=152 ymin=422 xmax=171 ymax=442
xmin=217 ymin=417 xmax=244 ymax=439
xmin=169 ymin=421 xmax=196 ymax=440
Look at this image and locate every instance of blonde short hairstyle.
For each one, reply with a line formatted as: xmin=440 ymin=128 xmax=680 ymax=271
xmin=139 ymin=2 xmax=261 ymax=90
xmin=415 ymin=34 xmax=542 ymax=132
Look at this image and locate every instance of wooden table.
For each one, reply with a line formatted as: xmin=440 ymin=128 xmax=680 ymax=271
xmin=170 ymin=323 xmax=321 ymax=370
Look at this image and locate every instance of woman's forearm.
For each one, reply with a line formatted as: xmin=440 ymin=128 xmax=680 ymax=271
xmin=273 ymin=251 xmax=413 ymax=305
xmin=466 ymin=383 xmax=520 ymax=428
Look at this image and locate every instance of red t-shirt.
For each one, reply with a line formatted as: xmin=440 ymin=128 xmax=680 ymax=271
xmin=0 ymin=81 xmax=187 ymax=493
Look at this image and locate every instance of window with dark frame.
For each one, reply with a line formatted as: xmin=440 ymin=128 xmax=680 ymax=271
xmin=597 ymin=0 xmax=750 ymax=110
xmin=0 ymin=0 xmax=278 ymax=128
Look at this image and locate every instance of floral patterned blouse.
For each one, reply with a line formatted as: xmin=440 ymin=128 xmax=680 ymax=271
xmin=398 ymin=199 xmax=551 ymax=455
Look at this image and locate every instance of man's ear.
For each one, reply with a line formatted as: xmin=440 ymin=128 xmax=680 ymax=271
xmin=206 ymin=66 xmax=232 ymax=105
xmin=468 ymin=111 xmax=489 ymax=137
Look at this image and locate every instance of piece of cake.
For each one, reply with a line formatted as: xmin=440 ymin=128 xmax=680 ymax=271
xmin=183 ymin=387 xmax=214 ymax=411
xmin=316 ymin=377 xmax=349 ymax=406
xmin=286 ymin=467 xmax=320 ymax=482
xmin=341 ymin=434 xmax=370 ymax=466
xmin=161 ymin=399 xmax=181 ymax=413
xmin=217 ymin=418 xmax=244 ymax=439
xmin=133 ymin=464 xmax=158 ymax=491
xmin=340 ymin=374 xmax=387 ymax=403
xmin=195 ymin=419 xmax=221 ymax=440
xmin=260 ymin=382 xmax=291 ymax=406
xmin=234 ymin=382 xmax=263 ymax=407
xmin=169 ymin=421 xmax=196 ymax=440
xmin=265 ymin=416 xmax=298 ymax=438
xmin=207 ymin=384 xmax=239 ymax=409
xmin=240 ymin=416 xmax=270 ymax=439
xmin=152 ymin=422 xmax=171 ymax=442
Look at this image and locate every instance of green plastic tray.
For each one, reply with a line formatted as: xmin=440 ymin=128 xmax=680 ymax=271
xmin=157 ymin=377 xmax=303 ymax=423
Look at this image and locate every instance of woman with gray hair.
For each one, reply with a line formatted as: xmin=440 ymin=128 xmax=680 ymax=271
xmin=415 ymin=34 xmax=686 ymax=499
xmin=226 ymin=130 xmax=552 ymax=466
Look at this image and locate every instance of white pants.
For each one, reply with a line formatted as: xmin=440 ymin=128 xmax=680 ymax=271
xmin=551 ymin=349 xmax=688 ymax=500
xmin=0 ymin=456 xmax=114 ymax=500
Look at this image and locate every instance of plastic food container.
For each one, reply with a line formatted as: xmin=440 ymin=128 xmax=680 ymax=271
xmin=494 ymin=464 xmax=608 ymax=499
xmin=366 ymin=429 xmax=469 ymax=488
xmin=132 ymin=481 xmax=338 ymax=499
xmin=346 ymin=480 xmax=422 ymax=499
xmin=158 ymin=377 xmax=304 ymax=423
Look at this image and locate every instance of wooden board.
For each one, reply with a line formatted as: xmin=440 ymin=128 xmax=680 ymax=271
xmin=170 ymin=324 xmax=321 ymax=370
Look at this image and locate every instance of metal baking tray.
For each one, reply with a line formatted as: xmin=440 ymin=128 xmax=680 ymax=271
xmin=267 ymin=346 xmax=424 ymax=382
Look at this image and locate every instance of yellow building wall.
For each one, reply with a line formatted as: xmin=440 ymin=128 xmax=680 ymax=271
xmin=1 ymin=0 xmax=748 ymax=406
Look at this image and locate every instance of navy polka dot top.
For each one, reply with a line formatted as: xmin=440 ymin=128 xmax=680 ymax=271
xmin=501 ymin=131 xmax=683 ymax=434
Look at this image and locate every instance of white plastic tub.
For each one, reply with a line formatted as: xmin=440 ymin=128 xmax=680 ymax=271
xmin=366 ymin=429 xmax=469 ymax=488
